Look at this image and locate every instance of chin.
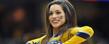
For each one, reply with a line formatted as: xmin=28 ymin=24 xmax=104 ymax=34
xmin=52 ymin=24 xmax=60 ymax=28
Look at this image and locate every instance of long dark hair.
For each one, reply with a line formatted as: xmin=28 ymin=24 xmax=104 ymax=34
xmin=45 ymin=0 xmax=77 ymax=39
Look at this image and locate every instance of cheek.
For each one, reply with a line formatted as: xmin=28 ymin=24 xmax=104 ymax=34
xmin=48 ymin=16 xmax=52 ymax=24
xmin=49 ymin=16 xmax=52 ymax=21
xmin=59 ymin=14 xmax=65 ymax=21
xmin=59 ymin=15 xmax=63 ymax=19
xmin=62 ymin=17 xmax=65 ymax=23
xmin=59 ymin=12 xmax=65 ymax=20
xmin=59 ymin=15 xmax=66 ymax=24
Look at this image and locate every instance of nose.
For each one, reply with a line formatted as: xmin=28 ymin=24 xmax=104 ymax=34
xmin=52 ymin=13 xmax=58 ymax=19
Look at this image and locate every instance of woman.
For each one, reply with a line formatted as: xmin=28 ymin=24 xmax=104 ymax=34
xmin=26 ymin=0 xmax=94 ymax=44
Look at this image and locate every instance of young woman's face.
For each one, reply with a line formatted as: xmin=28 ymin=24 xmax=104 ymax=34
xmin=49 ymin=4 xmax=66 ymax=29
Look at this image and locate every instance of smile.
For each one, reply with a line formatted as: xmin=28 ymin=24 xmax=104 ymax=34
xmin=52 ymin=20 xmax=60 ymax=24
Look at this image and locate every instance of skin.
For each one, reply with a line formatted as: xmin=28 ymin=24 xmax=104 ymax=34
xmin=49 ymin=4 xmax=66 ymax=34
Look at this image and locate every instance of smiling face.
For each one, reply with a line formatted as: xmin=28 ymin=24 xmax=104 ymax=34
xmin=49 ymin=4 xmax=66 ymax=29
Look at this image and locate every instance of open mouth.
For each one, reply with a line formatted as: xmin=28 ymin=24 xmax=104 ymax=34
xmin=52 ymin=20 xmax=59 ymax=24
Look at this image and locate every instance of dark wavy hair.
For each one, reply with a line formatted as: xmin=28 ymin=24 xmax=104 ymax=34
xmin=45 ymin=0 xmax=77 ymax=38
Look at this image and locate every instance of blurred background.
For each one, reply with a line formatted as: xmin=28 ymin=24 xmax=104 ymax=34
xmin=0 ymin=0 xmax=109 ymax=44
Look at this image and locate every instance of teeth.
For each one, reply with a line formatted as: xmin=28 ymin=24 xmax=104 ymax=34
xmin=52 ymin=20 xmax=58 ymax=23
xmin=53 ymin=21 xmax=58 ymax=22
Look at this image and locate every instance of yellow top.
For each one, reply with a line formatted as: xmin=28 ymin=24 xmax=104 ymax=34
xmin=26 ymin=26 xmax=94 ymax=44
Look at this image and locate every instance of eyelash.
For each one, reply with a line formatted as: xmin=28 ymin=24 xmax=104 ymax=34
xmin=56 ymin=11 xmax=61 ymax=14
xmin=49 ymin=11 xmax=61 ymax=15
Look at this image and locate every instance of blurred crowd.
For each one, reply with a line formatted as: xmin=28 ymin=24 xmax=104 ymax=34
xmin=0 ymin=0 xmax=109 ymax=44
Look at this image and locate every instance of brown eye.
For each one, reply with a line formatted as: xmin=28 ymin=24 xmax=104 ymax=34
xmin=56 ymin=11 xmax=61 ymax=14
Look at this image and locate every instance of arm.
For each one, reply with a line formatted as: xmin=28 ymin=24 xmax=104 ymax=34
xmin=63 ymin=26 xmax=94 ymax=44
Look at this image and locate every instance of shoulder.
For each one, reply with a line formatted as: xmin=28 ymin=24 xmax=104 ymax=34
xmin=26 ymin=35 xmax=47 ymax=44
xmin=69 ymin=26 xmax=94 ymax=37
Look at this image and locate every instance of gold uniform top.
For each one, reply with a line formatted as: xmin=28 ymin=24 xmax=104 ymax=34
xmin=26 ymin=26 xmax=94 ymax=44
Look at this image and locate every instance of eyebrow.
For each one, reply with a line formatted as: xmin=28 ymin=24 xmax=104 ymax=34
xmin=49 ymin=9 xmax=61 ymax=13
xmin=55 ymin=10 xmax=61 ymax=12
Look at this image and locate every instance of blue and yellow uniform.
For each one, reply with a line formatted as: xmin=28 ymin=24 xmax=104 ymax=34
xmin=26 ymin=26 xmax=94 ymax=44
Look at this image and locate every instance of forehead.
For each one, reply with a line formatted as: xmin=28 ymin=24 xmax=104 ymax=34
xmin=49 ymin=4 xmax=63 ymax=11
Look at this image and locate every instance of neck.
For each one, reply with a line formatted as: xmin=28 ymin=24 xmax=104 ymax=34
xmin=53 ymin=28 xmax=59 ymax=36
